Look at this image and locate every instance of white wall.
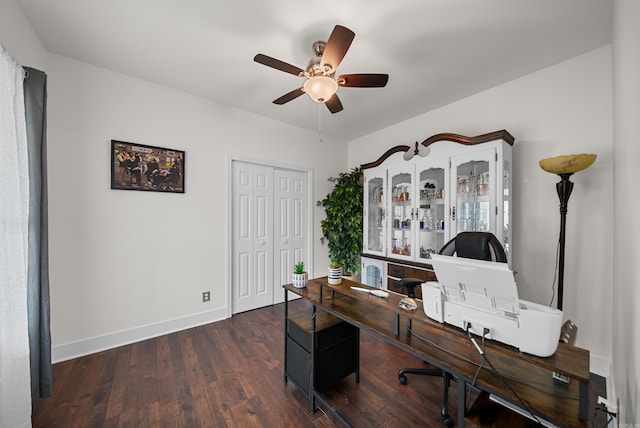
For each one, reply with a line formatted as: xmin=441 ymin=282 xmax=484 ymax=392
xmin=612 ymin=0 xmax=640 ymax=422
xmin=349 ymin=47 xmax=614 ymax=375
xmin=0 ymin=0 xmax=47 ymax=68
xmin=43 ymin=53 xmax=347 ymax=358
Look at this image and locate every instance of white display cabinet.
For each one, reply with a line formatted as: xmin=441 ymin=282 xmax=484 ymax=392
xmin=362 ymin=130 xmax=513 ymax=266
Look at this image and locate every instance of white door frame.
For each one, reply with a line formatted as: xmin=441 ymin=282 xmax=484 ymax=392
xmin=227 ymin=156 xmax=313 ymax=317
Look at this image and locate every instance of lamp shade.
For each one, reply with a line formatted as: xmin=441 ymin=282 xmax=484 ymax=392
xmin=303 ymin=76 xmax=338 ymax=103
xmin=539 ymin=153 xmax=597 ymax=175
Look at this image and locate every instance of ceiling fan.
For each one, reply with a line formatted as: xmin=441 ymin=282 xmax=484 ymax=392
xmin=254 ymin=25 xmax=389 ymax=113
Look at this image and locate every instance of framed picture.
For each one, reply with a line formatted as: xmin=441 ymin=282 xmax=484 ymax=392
xmin=111 ymin=140 xmax=184 ymax=193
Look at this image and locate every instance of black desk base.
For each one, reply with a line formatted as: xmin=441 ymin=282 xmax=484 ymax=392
xmin=284 ymin=301 xmax=359 ymax=412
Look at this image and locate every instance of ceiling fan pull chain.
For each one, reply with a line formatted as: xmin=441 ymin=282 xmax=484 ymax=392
xmin=318 ymin=103 xmax=324 ymax=143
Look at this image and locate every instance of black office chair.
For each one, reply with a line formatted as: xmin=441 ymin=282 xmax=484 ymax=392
xmin=396 ymin=231 xmax=507 ymax=427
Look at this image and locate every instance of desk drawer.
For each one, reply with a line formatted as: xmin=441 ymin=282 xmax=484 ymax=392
xmin=286 ymin=338 xmax=311 ymax=395
xmin=287 ymin=312 xmax=357 ymax=353
xmin=285 ymin=333 xmax=358 ymax=394
xmin=404 ymin=266 xmax=430 ymax=281
xmin=388 ymin=263 xmax=404 ymax=278
xmin=387 ymin=278 xmax=404 ymax=295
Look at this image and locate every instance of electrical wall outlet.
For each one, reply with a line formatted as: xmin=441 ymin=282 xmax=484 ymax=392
xmin=202 ymin=291 xmax=210 ymax=302
xmin=598 ymin=396 xmax=618 ymax=414
xmin=552 ymin=371 xmax=570 ymax=384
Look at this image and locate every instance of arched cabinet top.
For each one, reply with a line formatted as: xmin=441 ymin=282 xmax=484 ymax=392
xmin=361 ymin=129 xmax=514 ymax=169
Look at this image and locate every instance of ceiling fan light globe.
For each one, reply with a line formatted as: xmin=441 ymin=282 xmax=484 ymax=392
xmin=303 ymin=76 xmax=338 ymax=103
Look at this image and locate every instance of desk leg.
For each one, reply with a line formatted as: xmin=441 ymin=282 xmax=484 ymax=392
xmin=310 ymin=304 xmax=317 ymax=412
xmin=579 ymin=380 xmax=588 ymax=421
xmin=355 ymin=328 xmax=360 ymax=384
xmin=284 ymin=289 xmax=288 ymax=384
xmin=394 ymin=313 xmax=400 ymax=336
xmin=457 ymin=377 xmax=466 ymax=428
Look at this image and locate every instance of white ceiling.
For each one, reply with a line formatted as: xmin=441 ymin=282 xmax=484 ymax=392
xmin=16 ymin=0 xmax=612 ymax=141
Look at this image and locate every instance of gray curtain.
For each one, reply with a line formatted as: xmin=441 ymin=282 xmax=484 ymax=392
xmin=23 ymin=67 xmax=52 ymax=400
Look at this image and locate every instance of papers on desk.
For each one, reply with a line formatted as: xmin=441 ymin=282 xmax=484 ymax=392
xmin=350 ymin=286 xmax=389 ymax=298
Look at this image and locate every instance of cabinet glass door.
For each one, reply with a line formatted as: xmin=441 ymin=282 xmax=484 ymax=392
xmin=388 ymin=168 xmax=413 ymax=259
xmin=502 ymin=158 xmax=512 ymax=259
xmin=364 ymin=170 xmax=386 ymax=255
xmin=451 ymin=150 xmax=495 ymax=236
xmin=361 ymin=257 xmax=386 ymax=289
xmin=417 ymin=165 xmax=446 ymax=261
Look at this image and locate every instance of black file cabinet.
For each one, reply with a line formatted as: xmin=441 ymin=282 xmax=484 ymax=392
xmin=285 ymin=309 xmax=359 ymax=404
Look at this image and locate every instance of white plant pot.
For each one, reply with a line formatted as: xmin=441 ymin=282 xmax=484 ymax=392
xmin=292 ymin=272 xmax=308 ymax=288
xmin=327 ymin=267 xmax=342 ymax=285
xmin=342 ymin=273 xmax=356 ymax=282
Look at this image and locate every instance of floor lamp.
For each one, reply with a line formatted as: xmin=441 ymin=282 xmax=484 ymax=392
xmin=539 ymin=153 xmax=596 ymax=311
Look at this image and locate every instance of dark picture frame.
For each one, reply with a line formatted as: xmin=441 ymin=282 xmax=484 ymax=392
xmin=111 ymin=140 xmax=184 ymax=193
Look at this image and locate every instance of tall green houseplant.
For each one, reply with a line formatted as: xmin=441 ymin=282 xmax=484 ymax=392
xmin=321 ymin=167 xmax=363 ymax=275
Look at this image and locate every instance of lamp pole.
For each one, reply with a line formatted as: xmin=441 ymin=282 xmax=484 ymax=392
xmin=555 ymin=173 xmax=574 ymax=311
xmin=540 ymin=153 xmax=596 ymax=312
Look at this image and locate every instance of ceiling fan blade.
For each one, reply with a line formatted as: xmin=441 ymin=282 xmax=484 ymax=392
xmin=254 ymin=54 xmax=305 ymax=76
xmin=325 ymin=93 xmax=343 ymax=114
xmin=273 ymin=87 xmax=305 ymax=105
xmin=320 ymin=25 xmax=355 ymax=71
xmin=337 ymin=74 xmax=389 ymax=88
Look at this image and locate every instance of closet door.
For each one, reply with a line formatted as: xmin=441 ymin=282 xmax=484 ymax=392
xmin=232 ymin=162 xmax=274 ymax=313
xmin=273 ymin=169 xmax=308 ymax=304
xmin=232 ymin=161 xmax=309 ymax=313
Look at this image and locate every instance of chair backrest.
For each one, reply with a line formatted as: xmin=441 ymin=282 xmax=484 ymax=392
xmin=438 ymin=231 xmax=507 ymax=263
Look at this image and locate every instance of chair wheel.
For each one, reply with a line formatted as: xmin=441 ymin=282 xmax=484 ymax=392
xmin=398 ymin=374 xmax=407 ymax=385
xmin=442 ymin=414 xmax=453 ymax=427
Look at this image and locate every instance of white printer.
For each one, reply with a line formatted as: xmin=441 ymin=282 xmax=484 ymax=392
xmin=422 ymin=254 xmax=563 ymax=357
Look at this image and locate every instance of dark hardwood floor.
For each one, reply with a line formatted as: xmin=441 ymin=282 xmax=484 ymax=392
xmin=33 ymin=298 xmax=606 ymax=427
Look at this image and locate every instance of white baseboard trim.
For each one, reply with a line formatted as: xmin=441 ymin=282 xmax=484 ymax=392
xmin=590 ymin=354 xmax=611 ymax=379
xmin=52 ymin=307 xmax=229 ymax=363
xmin=606 ymin=364 xmax=617 ymax=411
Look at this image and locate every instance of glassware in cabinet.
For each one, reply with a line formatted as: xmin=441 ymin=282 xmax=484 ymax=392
xmin=452 ymin=151 xmax=493 ymax=234
xmin=417 ymin=165 xmax=447 ymax=262
xmin=363 ymin=168 xmax=386 ymax=256
xmin=388 ymin=169 xmax=413 ymax=259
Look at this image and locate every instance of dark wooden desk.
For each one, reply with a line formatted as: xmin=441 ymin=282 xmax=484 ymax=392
xmin=284 ymin=277 xmax=589 ymax=427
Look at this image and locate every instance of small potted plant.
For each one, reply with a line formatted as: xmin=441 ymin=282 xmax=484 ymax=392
xmin=292 ymin=261 xmax=308 ymax=288
xmin=327 ymin=261 xmax=342 ymax=285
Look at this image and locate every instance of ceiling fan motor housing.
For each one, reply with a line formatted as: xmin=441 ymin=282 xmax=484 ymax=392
xmin=308 ymin=41 xmax=333 ymax=76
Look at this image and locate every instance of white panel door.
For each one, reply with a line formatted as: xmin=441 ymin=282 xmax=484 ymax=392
xmin=232 ymin=162 xmax=274 ymax=313
xmin=273 ymin=169 xmax=308 ymax=304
